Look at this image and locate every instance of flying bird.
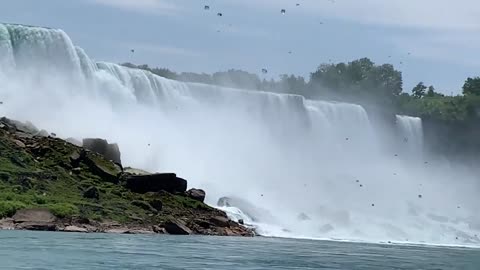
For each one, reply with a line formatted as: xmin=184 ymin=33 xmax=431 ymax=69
xmin=217 ymin=12 xmax=223 ymax=16
xmin=262 ymin=68 xmax=268 ymax=74
xmin=204 ymin=5 xmax=210 ymax=10
xmin=281 ymin=9 xmax=286 ymax=14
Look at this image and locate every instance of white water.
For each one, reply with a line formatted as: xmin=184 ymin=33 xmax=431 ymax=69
xmin=396 ymin=115 xmax=424 ymax=158
xmin=1 ymin=24 xmax=480 ymax=246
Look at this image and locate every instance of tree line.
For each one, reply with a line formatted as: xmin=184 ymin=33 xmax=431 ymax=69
xmin=121 ymin=59 xmax=480 ymax=123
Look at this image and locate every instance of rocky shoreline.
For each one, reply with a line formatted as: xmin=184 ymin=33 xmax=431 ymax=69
xmin=0 ymin=117 xmax=253 ymax=237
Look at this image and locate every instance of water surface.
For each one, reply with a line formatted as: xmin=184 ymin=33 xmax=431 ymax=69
xmin=0 ymin=231 xmax=479 ymax=269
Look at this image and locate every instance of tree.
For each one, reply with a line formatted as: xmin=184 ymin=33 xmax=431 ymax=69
xmin=462 ymin=77 xmax=480 ymax=96
xmin=412 ymin=82 xmax=427 ymax=98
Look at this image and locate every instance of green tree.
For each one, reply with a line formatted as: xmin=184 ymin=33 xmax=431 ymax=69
xmin=412 ymin=82 xmax=427 ymax=98
xmin=462 ymin=77 xmax=480 ymax=96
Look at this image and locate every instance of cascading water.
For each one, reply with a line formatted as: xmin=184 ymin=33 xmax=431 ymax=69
xmin=1 ymin=23 xmax=480 ymax=246
xmin=396 ymin=115 xmax=424 ymax=157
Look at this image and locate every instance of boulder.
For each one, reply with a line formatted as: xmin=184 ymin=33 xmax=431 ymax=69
xmin=84 ymin=153 xmax=122 ymax=184
xmin=131 ymin=200 xmax=156 ymax=212
xmin=0 ymin=117 xmax=38 ymax=134
xmin=12 ymin=139 xmax=25 ymax=148
xmin=186 ymin=188 xmax=206 ymax=202
xmin=13 ymin=209 xmax=56 ymax=223
xmin=125 ymin=173 xmax=187 ymax=194
xmin=82 ymin=138 xmax=122 ymax=165
xmin=164 ymin=219 xmax=192 ymax=235
xmin=210 ymin=216 xmax=230 ymax=228
xmin=66 ymin=137 xmax=82 ymax=147
xmin=63 ymin=225 xmax=88 ymax=233
xmin=149 ymin=199 xmax=163 ymax=212
xmin=83 ymin=186 xmax=100 ymax=200
xmin=15 ymin=222 xmax=56 ymax=231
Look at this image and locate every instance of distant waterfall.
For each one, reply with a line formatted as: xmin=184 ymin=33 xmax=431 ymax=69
xmin=396 ymin=115 xmax=424 ymax=157
xmin=1 ymin=23 xmax=479 ymax=247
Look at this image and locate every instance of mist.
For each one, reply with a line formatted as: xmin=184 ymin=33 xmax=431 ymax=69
xmin=1 ymin=23 xmax=480 ymax=246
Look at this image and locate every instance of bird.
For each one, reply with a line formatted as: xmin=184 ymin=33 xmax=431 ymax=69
xmin=130 ymin=49 xmax=135 ymax=53
xmin=296 ymin=3 xmax=300 ymax=6
xmin=356 ymin=180 xmax=360 ymax=183
xmin=262 ymin=68 xmax=268 ymax=74
xmin=204 ymin=5 xmax=210 ymax=10
xmin=345 ymin=137 xmax=349 ymax=141
xmin=217 ymin=12 xmax=223 ymax=16
xmin=359 ymin=184 xmax=363 ymax=187
xmin=281 ymin=9 xmax=286 ymax=14
xmin=371 ymin=203 xmax=375 ymax=207
xmin=418 ymin=194 xmax=422 ymax=199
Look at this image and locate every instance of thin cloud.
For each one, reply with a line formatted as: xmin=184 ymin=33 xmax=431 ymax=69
xmin=233 ymin=0 xmax=480 ymax=31
xmin=87 ymin=0 xmax=178 ymax=14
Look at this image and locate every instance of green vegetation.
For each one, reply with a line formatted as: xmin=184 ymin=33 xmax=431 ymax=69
xmin=0 ymin=129 xmax=212 ymax=224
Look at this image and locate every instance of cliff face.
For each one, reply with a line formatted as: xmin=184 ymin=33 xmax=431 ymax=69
xmin=0 ymin=117 xmax=253 ymax=236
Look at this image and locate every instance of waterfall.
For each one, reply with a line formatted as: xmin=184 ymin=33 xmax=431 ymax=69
xmin=1 ymin=23 xmax=479 ymax=246
xmin=396 ymin=115 xmax=424 ymax=156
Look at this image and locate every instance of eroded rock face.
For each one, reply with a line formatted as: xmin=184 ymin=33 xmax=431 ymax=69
xmin=125 ymin=173 xmax=187 ymax=194
xmin=82 ymin=138 xmax=122 ymax=165
xmin=186 ymin=188 xmax=206 ymax=202
xmin=13 ymin=209 xmax=56 ymax=223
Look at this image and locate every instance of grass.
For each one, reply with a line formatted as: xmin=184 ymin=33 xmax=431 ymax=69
xmin=0 ymin=127 xmax=215 ymax=225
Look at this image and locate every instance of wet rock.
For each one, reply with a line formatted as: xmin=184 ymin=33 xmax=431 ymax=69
xmin=125 ymin=173 xmax=187 ymax=194
xmin=13 ymin=209 xmax=56 ymax=223
xmin=83 ymin=138 xmax=122 ymax=165
xmin=83 ymin=186 xmax=100 ymax=200
xmin=63 ymin=225 xmax=88 ymax=233
xmin=15 ymin=222 xmax=57 ymax=231
xmin=164 ymin=219 xmax=192 ymax=235
xmin=186 ymin=188 xmax=206 ymax=202
xmin=153 ymin=225 xmax=166 ymax=234
xmin=210 ymin=216 xmax=230 ymax=228
xmin=0 ymin=218 xmax=14 ymax=230
xmin=194 ymin=219 xmax=212 ymax=229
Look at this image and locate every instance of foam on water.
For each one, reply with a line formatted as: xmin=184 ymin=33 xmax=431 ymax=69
xmin=1 ymin=23 xmax=480 ymax=247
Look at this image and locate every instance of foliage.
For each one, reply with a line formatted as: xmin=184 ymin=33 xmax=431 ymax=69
xmin=463 ymin=77 xmax=480 ymax=96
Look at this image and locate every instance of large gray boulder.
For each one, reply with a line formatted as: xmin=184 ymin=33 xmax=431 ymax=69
xmin=82 ymin=138 xmax=122 ymax=165
xmin=186 ymin=188 xmax=206 ymax=202
xmin=125 ymin=173 xmax=187 ymax=194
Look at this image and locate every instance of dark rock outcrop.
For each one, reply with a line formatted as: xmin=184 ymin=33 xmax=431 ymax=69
xmin=82 ymin=138 xmax=122 ymax=165
xmin=186 ymin=188 xmax=206 ymax=202
xmin=83 ymin=186 xmax=100 ymax=199
xmin=125 ymin=173 xmax=187 ymax=194
xmin=210 ymin=216 xmax=230 ymax=228
xmin=164 ymin=219 xmax=192 ymax=235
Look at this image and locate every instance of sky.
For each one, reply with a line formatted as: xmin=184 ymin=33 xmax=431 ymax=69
xmin=1 ymin=0 xmax=480 ymax=94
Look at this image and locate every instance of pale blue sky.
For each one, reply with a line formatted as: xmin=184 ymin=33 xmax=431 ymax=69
xmin=2 ymin=0 xmax=480 ymax=94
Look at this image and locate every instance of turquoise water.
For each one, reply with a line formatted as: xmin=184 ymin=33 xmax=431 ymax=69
xmin=1 ymin=231 xmax=479 ymax=269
